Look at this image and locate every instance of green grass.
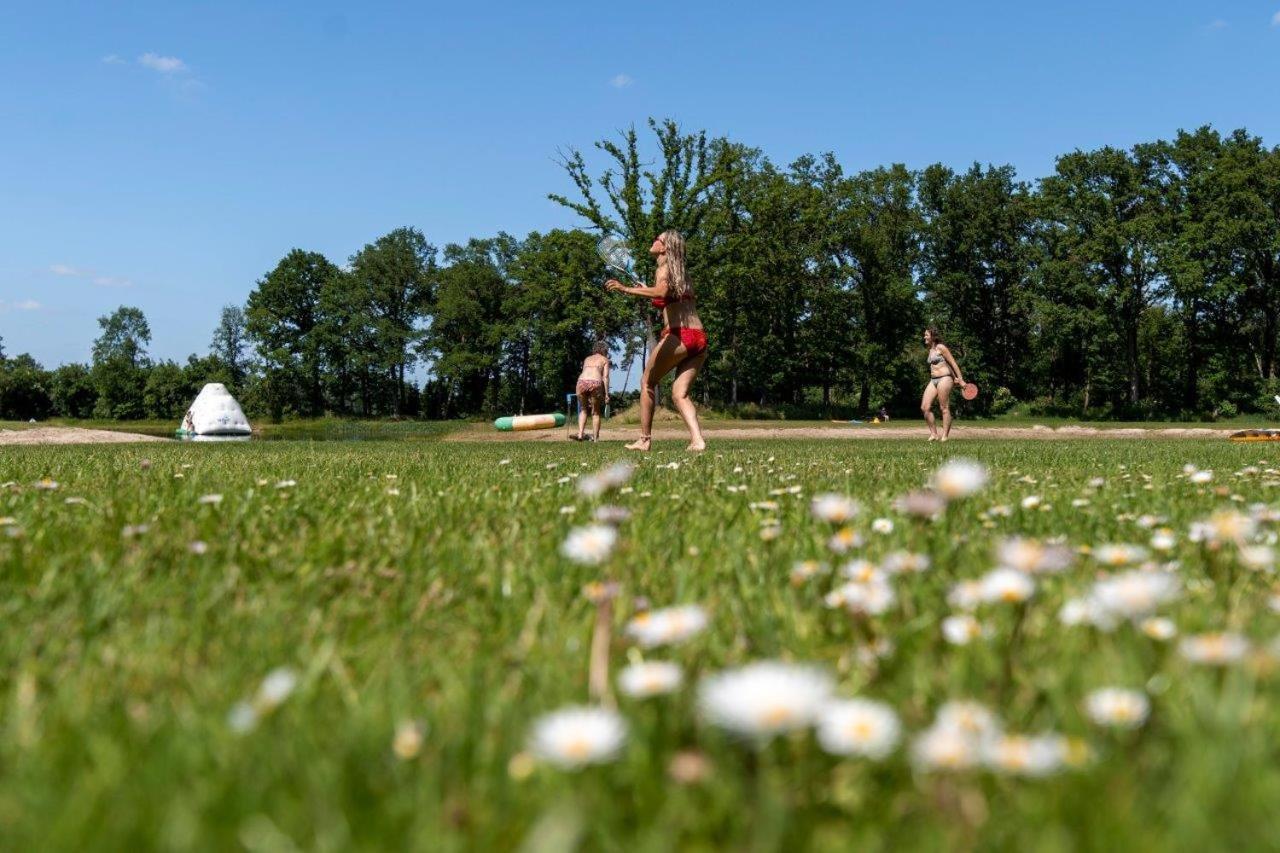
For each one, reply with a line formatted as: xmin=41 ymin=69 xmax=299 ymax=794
xmin=2 ymin=438 xmax=1279 ymax=850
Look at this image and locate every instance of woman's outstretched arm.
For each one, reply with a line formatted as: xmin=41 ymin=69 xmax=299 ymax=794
xmin=606 ymin=279 xmax=667 ymax=299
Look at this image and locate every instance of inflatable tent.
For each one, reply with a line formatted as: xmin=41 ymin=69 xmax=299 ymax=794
xmin=176 ymin=383 xmax=252 ymax=437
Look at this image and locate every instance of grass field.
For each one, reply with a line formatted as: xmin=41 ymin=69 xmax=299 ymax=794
xmin=3 ymin=437 xmax=1280 ymax=850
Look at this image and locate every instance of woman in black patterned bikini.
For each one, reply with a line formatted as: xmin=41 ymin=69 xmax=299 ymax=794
xmin=921 ymin=327 xmax=968 ymax=442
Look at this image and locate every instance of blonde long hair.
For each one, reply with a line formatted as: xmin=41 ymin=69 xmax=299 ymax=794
xmin=659 ymin=229 xmax=691 ymax=300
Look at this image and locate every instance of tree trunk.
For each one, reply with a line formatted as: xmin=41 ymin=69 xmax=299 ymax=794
xmin=1126 ymin=316 xmax=1140 ymax=406
xmin=1263 ymin=295 xmax=1277 ymax=381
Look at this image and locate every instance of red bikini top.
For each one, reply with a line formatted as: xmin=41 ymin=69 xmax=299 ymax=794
xmin=651 ymin=291 xmax=695 ymax=309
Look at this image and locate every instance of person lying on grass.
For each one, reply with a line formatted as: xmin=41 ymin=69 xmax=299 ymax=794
xmin=606 ymin=230 xmax=707 ymax=452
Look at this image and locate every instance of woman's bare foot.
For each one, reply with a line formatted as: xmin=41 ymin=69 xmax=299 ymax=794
xmin=927 ymin=435 xmax=938 ymax=442
xmin=686 ymin=440 xmax=706 ymax=452
xmin=625 ymin=436 xmax=651 ymax=451
xmin=940 ymin=435 xmax=949 ymax=443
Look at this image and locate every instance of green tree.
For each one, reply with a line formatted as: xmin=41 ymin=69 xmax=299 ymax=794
xmin=49 ymin=363 xmax=97 ymax=418
xmin=1039 ymin=146 xmax=1165 ymax=408
xmin=1210 ymin=131 xmax=1280 ymax=384
xmin=210 ymin=304 xmax=250 ymax=390
xmin=919 ymin=163 xmax=1037 ymax=397
xmin=0 ymin=354 xmax=52 ymax=420
xmin=509 ymin=229 xmax=633 ymax=411
xmin=143 ymin=360 xmax=193 ymax=419
xmin=91 ymin=306 xmax=151 ymax=419
xmin=424 ymin=236 xmax=518 ymax=416
xmin=551 ymin=119 xmax=744 ymax=371
xmin=245 ymin=249 xmax=338 ymax=418
xmin=811 ymin=162 xmax=922 ymax=411
xmin=347 ymin=227 xmax=437 ymax=416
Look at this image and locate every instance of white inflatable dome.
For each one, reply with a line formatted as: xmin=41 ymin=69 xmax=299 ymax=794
xmin=179 ymin=383 xmax=252 ymax=436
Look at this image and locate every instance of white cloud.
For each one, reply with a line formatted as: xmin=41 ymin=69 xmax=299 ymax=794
xmin=610 ymin=73 xmax=633 ymax=89
xmin=49 ymin=263 xmax=132 ymax=288
xmin=1207 ymin=19 xmax=1228 ymax=29
xmin=138 ymin=53 xmax=188 ymax=74
xmin=101 ymin=54 xmax=126 ymax=65
xmin=0 ymin=299 xmax=42 ymax=312
xmin=1273 ymin=10 xmax=1280 ymax=26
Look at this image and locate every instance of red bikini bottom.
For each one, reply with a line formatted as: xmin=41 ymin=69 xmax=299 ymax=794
xmin=662 ymin=327 xmax=708 ymax=356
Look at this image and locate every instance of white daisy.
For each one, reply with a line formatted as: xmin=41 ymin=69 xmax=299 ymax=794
xmin=827 ymin=527 xmax=864 ymax=554
xmin=1059 ymin=597 xmax=1119 ymax=631
xmin=560 ymin=524 xmax=618 ymax=565
xmin=871 ymin=517 xmax=894 ymax=535
xmin=881 ymin=551 xmax=931 ymax=575
xmin=1092 ymin=544 xmax=1150 ymax=567
xmin=625 ymin=605 xmax=709 ymax=648
xmin=1239 ymin=545 xmax=1275 ymax=571
xmin=982 ymin=734 xmax=1066 ymax=777
xmin=1084 ymin=688 xmax=1149 ymax=729
xmin=1200 ymin=510 xmax=1257 ymax=544
xmin=1179 ymin=632 xmax=1250 ymax=665
xmin=529 ymin=706 xmax=627 ymax=768
xmin=997 ymin=537 xmax=1074 ymax=574
xmin=1140 ymin=617 xmax=1177 ymax=641
xmin=227 ymin=701 xmax=258 ymax=733
xmin=1090 ymin=570 xmax=1179 ymax=619
xmin=811 ymin=493 xmax=860 ymax=524
xmin=1020 ymin=495 xmax=1042 ymax=510
xmin=593 ymin=505 xmax=632 ymax=526
xmin=618 ymin=661 xmax=683 ymax=698
xmin=198 ymin=493 xmax=223 ymax=505
xmin=895 ymin=490 xmax=947 ymax=519
xmin=979 ymin=567 xmax=1035 ymax=604
xmin=935 ymin=700 xmax=1001 ymax=740
xmin=257 ymin=668 xmax=299 ymax=710
xmin=911 ymin=724 xmax=981 ymax=771
xmin=1150 ymin=529 xmax=1177 ymax=552
xmin=393 ymin=720 xmax=425 ymax=760
xmin=840 ymin=559 xmax=883 ymax=583
xmin=932 ymin=459 xmax=989 ymax=500
xmin=947 ymin=580 xmax=984 ymax=612
xmin=826 ymin=580 xmax=895 ymax=616
xmin=577 ymin=461 xmax=636 ymax=498
xmin=815 ymin=699 xmax=901 ymax=759
xmin=790 ymin=560 xmax=829 ymax=586
xmin=698 ymin=662 xmax=833 ymax=738
xmin=942 ymin=614 xmax=986 ymax=645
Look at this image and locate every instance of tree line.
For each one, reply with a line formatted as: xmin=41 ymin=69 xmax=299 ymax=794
xmin=3 ymin=120 xmax=1278 ymax=423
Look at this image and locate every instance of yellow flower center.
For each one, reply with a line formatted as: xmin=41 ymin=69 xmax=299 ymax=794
xmin=761 ymin=706 xmax=794 ymax=727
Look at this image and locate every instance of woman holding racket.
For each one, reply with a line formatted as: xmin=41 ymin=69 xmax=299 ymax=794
xmin=921 ymin=327 xmax=968 ymax=442
xmin=605 ymin=230 xmax=707 ymax=452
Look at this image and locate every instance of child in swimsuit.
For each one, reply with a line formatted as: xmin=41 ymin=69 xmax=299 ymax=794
xmin=573 ymin=342 xmax=611 ymax=442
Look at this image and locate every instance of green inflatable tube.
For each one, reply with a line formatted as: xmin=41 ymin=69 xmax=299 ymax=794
xmin=494 ymin=413 xmax=567 ymax=432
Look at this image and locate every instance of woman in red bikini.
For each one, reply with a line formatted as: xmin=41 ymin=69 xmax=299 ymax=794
xmin=605 ymin=230 xmax=707 ymax=452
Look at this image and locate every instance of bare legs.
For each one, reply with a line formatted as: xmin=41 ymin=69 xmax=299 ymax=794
xmin=920 ymin=378 xmax=955 ymax=441
xmin=921 ymin=382 xmax=939 ymax=440
xmin=626 ymin=334 xmax=704 ymax=451
xmin=576 ymin=405 xmax=588 ymax=440
xmin=591 ymin=409 xmax=601 ymax=441
xmin=672 ymin=351 xmax=708 ymax=451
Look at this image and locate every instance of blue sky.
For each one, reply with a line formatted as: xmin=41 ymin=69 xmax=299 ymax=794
xmin=3 ymin=0 xmax=1279 ymax=370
